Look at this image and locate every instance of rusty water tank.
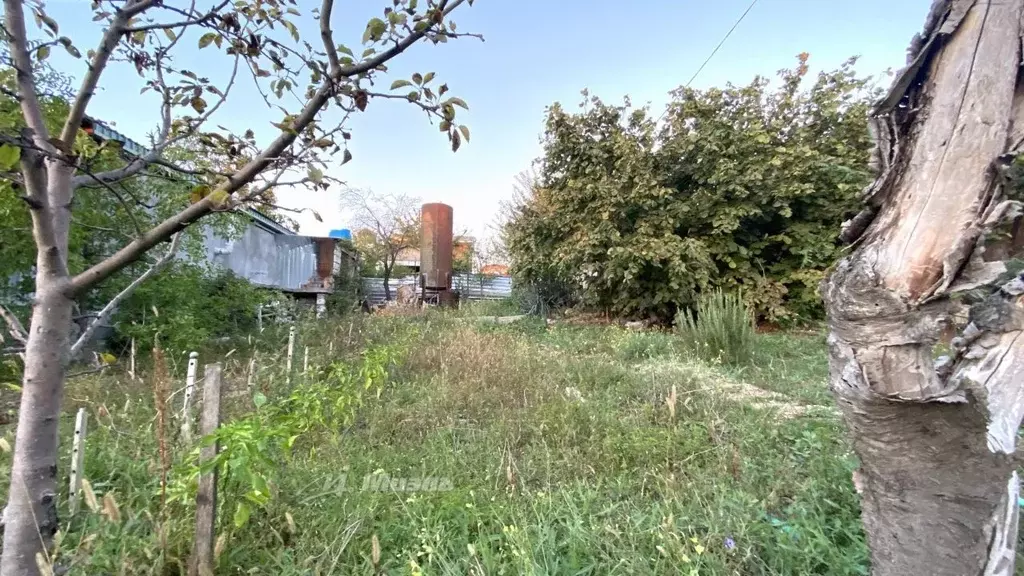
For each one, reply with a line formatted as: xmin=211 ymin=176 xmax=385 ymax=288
xmin=421 ymin=202 xmax=453 ymax=289
xmin=315 ymin=238 xmax=336 ymax=281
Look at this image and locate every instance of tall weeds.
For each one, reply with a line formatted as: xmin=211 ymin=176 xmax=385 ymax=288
xmin=675 ymin=289 xmax=755 ymax=364
xmin=150 ymin=336 xmax=170 ymax=509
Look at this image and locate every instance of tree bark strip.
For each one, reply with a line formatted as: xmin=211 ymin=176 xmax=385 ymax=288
xmin=823 ymin=1 xmax=1024 ymax=574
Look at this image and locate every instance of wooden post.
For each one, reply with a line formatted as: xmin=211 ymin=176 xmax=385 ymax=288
xmin=67 ymin=408 xmax=87 ymax=515
xmin=286 ymin=326 xmax=295 ymax=386
xmin=180 ymin=351 xmax=199 ymax=444
xmin=189 ymin=363 xmax=222 ymax=576
xmin=257 ymin=304 xmax=263 ymax=332
xmin=128 ymin=338 xmax=136 ymax=381
xmin=303 ymin=346 xmax=309 ymax=375
xmin=246 ymin=353 xmax=256 ymax=393
xmin=316 ymin=293 xmax=326 ymax=318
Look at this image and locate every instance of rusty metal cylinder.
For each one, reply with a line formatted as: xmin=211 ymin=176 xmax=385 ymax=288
xmin=421 ymin=202 xmax=453 ymax=289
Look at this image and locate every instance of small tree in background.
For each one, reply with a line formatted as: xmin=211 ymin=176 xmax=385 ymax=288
xmin=453 ymin=231 xmax=475 ymax=273
xmin=0 ymin=0 xmax=478 ymax=571
xmin=502 ymin=170 xmax=577 ymax=313
xmin=346 ymin=189 xmax=421 ymax=301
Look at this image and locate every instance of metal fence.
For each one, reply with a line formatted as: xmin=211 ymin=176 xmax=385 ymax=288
xmin=453 ymin=274 xmax=513 ymax=301
xmin=361 ymin=275 xmax=512 ymax=306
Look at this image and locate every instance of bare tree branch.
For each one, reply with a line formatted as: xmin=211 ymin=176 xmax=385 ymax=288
xmin=0 ymin=304 xmax=27 ymax=347
xmin=3 ymin=0 xmax=54 ymax=152
xmin=59 ymin=0 xmax=161 ymax=148
xmin=71 ymin=218 xmax=135 ymax=243
xmin=235 ymin=178 xmax=315 ymax=205
xmin=69 ymin=233 xmax=182 ymax=358
xmin=320 ymin=0 xmax=341 ymax=75
xmin=71 ymin=54 xmax=242 ymax=189
xmin=150 ymin=158 xmax=224 ymax=177
xmin=122 ymin=1 xmax=231 ymax=33
xmin=75 ymin=169 xmax=146 ymax=237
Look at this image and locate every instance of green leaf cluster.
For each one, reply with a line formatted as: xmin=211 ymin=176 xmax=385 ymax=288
xmin=166 ymin=343 xmax=404 ymax=529
xmin=505 ymin=56 xmax=879 ymax=324
xmin=110 ymin=265 xmax=273 ymax=356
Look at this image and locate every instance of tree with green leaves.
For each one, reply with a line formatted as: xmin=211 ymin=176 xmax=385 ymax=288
xmin=0 ymin=27 xmax=256 ymax=357
xmin=0 ymin=0 xmax=477 ymax=572
xmin=505 ymin=55 xmax=878 ymax=323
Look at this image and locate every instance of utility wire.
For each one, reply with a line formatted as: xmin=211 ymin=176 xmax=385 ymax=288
xmin=685 ymin=0 xmax=760 ymax=88
xmin=657 ymin=0 xmax=760 ymax=123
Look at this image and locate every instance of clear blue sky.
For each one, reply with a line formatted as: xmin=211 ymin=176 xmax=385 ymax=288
xmin=45 ymin=0 xmax=931 ymax=240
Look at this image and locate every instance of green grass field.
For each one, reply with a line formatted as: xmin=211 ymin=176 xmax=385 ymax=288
xmin=0 ymin=308 xmax=870 ymax=575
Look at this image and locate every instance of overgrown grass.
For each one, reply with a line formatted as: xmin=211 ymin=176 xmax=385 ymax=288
xmin=0 ymin=309 xmax=870 ymax=575
xmin=732 ymin=331 xmax=833 ymax=406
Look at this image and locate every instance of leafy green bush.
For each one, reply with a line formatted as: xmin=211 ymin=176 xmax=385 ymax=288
xmin=675 ymin=289 xmax=755 ymax=364
xmin=327 ymin=270 xmax=362 ymax=315
xmin=504 ymin=55 xmax=879 ymax=323
xmin=112 ymin=264 xmax=274 ymax=356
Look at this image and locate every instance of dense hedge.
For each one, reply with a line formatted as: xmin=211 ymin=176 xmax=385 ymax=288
xmin=504 ymin=55 xmax=879 ymax=324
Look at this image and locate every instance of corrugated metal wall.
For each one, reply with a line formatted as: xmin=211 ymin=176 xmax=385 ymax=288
xmin=204 ymin=226 xmax=346 ymax=293
xmin=361 ymin=275 xmax=512 ymax=306
xmin=453 ymin=274 xmax=513 ymax=300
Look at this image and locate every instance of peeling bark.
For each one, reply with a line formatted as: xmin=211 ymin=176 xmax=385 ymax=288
xmin=824 ymin=1 xmax=1024 ymax=574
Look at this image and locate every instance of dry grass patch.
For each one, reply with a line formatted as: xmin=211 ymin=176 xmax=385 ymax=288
xmin=404 ymin=325 xmax=559 ymax=419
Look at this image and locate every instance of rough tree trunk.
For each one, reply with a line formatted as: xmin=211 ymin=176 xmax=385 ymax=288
xmin=823 ymin=1 xmax=1024 ymax=574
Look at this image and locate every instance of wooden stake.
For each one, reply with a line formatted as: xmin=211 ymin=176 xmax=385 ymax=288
xmin=257 ymin=304 xmax=263 ymax=332
xmin=68 ymin=408 xmax=87 ymax=515
xmin=189 ymin=363 xmax=222 ymax=576
xmin=129 ymin=338 xmax=136 ymax=381
xmin=286 ymin=326 xmax=295 ymax=386
xmin=246 ymin=353 xmax=257 ymax=393
xmin=180 ymin=351 xmax=199 ymax=445
xmin=303 ymin=346 xmax=309 ymax=375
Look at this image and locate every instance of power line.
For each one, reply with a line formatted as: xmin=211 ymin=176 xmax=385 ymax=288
xmin=685 ymin=0 xmax=760 ymax=88
xmin=657 ymin=0 xmax=759 ymax=124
